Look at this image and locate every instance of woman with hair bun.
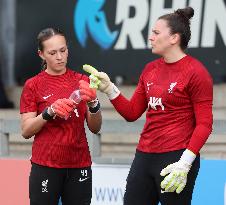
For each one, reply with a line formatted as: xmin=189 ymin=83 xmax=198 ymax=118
xmin=86 ymin=6 xmax=213 ymax=205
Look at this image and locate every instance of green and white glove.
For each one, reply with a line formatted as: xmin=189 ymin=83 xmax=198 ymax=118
xmin=83 ymin=64 xmax=120 ymax=100
xmin=160 ymin=149 xmax=196 ymax=194
xmin=82 ymin=64 xmax=101 ymax=89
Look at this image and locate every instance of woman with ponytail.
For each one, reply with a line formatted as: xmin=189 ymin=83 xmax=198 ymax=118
xmin=20 ymin=28 xmax=102 ymax=205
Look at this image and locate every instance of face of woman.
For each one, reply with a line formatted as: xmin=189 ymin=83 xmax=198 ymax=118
xmin=39 ymin=35 xmax=68 ymax=75
xmin=149 ymin=19 xmax=177 ymax=56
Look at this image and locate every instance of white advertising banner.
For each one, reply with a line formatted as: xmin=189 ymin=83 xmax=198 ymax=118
xmin=92 ymin=164 xmax=129 ymax=205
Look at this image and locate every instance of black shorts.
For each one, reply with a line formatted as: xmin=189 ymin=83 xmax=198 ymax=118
xmin=29 ymin=163 xmax=92 ymax=205
xmin=124 ymin=149 xmax=200 ymax=205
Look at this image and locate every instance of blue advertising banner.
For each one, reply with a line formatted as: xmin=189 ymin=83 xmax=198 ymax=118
xmin=192 ymin=160 xmax=226 ymax=205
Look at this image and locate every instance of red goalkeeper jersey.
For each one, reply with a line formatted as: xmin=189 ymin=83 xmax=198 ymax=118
xmin=20 ymin=69 xmax=91 ymax=168
xmin=111 ymin=55 xmax=213 ymax=154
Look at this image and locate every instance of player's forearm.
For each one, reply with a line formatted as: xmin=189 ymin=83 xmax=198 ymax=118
xmin=187 ymin=123 xmax=212 ymax=154
xmin=111 ymin=93 xmax=147 ymax=122
xmin=187 ymin=101 xmax=213 ymax=154
xmin=21 ymin=114 xmax=47 ymax=139
xmin=86 ymin=110 xmax=102 ymax=134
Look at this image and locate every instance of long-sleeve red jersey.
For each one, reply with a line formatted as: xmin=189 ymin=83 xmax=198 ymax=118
xmin=111 ymin=55 xmax=213 ymax=154
xmin=20 ymin=69 xmax=92 ymax=168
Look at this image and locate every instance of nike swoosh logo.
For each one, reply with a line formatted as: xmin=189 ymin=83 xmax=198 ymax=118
xmin=43 ymin=94 xmax=53 ymax=100
xmin=79 ymin=177 xmax=89 ymax=182
xmin=161 ymin=190 xmax=167 ymax=193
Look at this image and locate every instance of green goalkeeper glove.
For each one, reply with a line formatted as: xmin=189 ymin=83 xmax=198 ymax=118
xmin=82 ymin=64 xmax=101 ymax=89
xmin=83 ymin=64 xmax=120 ymax=99
xmin=160 ymin=149 xmax=196 ymax=194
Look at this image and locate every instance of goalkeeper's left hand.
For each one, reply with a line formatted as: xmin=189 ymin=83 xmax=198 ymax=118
xmin=160 ymin=149 xmax=196 ymax=194
xmin=79 ymin=80 xmax=97 ymax=104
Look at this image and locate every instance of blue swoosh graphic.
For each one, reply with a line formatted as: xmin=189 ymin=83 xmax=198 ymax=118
xmin=74 ymin=0 xmax=118 ymax=49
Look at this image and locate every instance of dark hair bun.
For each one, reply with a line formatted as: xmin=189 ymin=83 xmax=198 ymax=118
xmin=176 ymin=7 xmax=194 ymax=20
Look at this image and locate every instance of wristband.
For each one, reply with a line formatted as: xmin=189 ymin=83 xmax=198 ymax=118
xmin=180 ymin=149 xmax=196 ymax=165
xmin=87 ymin=98 xmax=99 ymax=108
xmin=88 ymin=100 xmax=100 ymax=114
xmin=107 ymin=83 xmax=120 ymax=100
xmin=42 ymin=107 xmax=54 ymax=121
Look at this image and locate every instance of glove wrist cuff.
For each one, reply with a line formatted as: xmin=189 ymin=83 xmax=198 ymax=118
xmin=87 ymin=98 xmax=99 ymax=108
xmin=107 ymin=83 xmax=120 ymax=100
xmin=42 ymin=107 xmax=54 ymax=121
xmin=180 ymin=149 xmax=196 ymax=165
xmin=88 ymin=100 xmax=100 ymax=114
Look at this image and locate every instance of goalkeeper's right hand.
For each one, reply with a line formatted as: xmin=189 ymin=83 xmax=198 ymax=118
xmin=83 ymin=64 xmax=120 ymax=100
xmin=50 ymin=98 xmax=76 ymax=119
